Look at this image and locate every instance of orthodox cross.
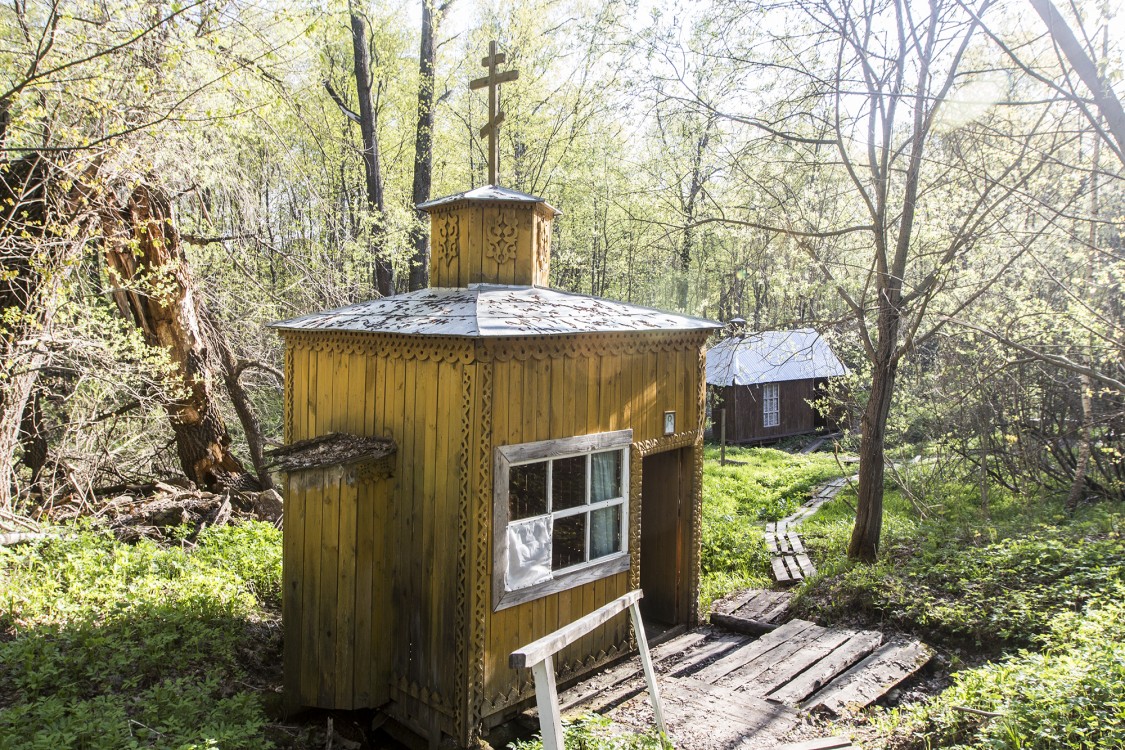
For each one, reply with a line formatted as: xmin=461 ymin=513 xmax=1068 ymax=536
xmin=470 ymin=40 xmax=519 ymax=185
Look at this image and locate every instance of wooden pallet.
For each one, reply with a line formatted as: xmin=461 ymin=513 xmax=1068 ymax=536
xmin=549 ymin=618 xmax=931 ymax=748
xmin=766 ymin=477 xmax=853 ymax=584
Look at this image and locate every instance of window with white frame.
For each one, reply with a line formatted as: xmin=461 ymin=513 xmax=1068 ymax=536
xmin=494 ymin=430 xmax=631 ymax=610
xmin=763 ymin=383 xmax=780 ymax=428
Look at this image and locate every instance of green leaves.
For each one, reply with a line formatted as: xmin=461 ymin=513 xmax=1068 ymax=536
xmin=0 ymin=523 xmax=281 ymax=750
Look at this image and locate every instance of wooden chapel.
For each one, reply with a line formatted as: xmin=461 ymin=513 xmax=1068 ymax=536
xmin=271 ymin=44 xmax=720 ymax=748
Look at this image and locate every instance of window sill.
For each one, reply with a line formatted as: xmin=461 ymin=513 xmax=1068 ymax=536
xmin=493 ymin=552 xmax=630 ymax=612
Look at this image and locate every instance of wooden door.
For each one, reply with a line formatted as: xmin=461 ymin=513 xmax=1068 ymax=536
xmin=639 ymin=447 xmax=692 ymax=626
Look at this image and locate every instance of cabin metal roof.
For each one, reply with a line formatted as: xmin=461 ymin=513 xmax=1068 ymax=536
xmin=706 ymin=328 xmax=849 ymax=386
xmin=416 ymin=185 xmax=562 ymax=215
xmin=270 ymin=285 xmax=720 ymax=337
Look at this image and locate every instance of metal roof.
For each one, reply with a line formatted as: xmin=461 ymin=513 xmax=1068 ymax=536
xmin=706 ymin=328 xmax=848 ymax=386
xmin=270 ymin=285 xmax=720 ymax=337
xmin=416 ymin=185 xmax=562 ymax=215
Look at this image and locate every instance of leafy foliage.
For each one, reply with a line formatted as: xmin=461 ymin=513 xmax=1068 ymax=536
xmin=796 ymin=474 xmax=1125 ymax=651
xmin=0 ymin=523 xmax=282 ymax=750
xmin=878 ymin=588 xmax=1125 ymax=750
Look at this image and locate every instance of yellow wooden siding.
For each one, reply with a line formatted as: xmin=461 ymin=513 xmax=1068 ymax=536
xmin=482 ymin=346 xmax=700 ymax=706
xmin=283 ymin=332 xmax=704 ymax=737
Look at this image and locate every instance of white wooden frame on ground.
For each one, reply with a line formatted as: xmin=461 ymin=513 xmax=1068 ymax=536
xmin=509 ymin=589 xmax=667 ymax=750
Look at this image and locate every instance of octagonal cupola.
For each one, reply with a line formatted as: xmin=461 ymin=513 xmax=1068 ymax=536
xmin=418 ymin=185 xmax=559 ymax=288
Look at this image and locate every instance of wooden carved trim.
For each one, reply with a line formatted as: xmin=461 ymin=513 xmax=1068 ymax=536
xmin=470 ymin=362 xmax=493 ymax=741
xmin=284 ymin=344 xmax=294 ymax=442
xmin=437 ymin=213 xmax=460 ymax=266
xmin=277 ymin=330 xmax=712 ymax=365
xmin=277 ymin=330 xmax=476 ymax=364
xmin=633 ymin=430 xmax=700 ymax=457
xmin=486 ymin=210 xmax=518 ymax=265
xmin=479 ymin=331 xmax=711 ymax=362
xmin=628 ymin=444 xmax=643 ymax=592
xmin=425 ymin=200 xmax=556 ymax=222
xmin=391 ymin=674 xmax=453 ymax=717
xmin=535 ymin=219 xmax=550 ymax=275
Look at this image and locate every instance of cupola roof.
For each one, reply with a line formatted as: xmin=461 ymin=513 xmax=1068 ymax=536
xmin=271 ymin=284 xmax=719 ymax=337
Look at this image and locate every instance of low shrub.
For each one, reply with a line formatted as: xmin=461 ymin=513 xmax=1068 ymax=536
xmin=877 ymin=587 xmax=1125 ymax=750
xmin=0 ymin=522 xmax=282 ymax=750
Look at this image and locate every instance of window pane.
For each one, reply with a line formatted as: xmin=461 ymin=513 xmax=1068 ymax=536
xmin=510 ymin=462 xmax=547 ymax=520
xmin=590 ymin=504 xmax=622 ymax=560
xmin=591 ymin=450 xmax=622 ymax=502
xmin=507 ymin=517 xmax=552 ymax=591
xmin=552 ymin=513 xmax=586 ymax=570
xmin=552 ymin=455 xmax=587 ymax=510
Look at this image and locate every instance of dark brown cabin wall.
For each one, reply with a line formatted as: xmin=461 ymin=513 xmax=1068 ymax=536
xmin=715 ymin=379 xmax=820 ymax=443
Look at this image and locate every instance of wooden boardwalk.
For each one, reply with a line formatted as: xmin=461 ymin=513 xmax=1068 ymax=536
xmin=767 ymin=477 xmax=852 ymax=585
xmin=545 ymin=618 xmax=932 ymax=749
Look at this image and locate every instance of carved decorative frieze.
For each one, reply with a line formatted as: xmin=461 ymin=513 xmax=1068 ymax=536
xmin=535 ymin=220 xmax=550 ymax=274
xmin=278 ymin=330 xmax=711 ymax=365
xmin=485 ymin=211 xmax=518 ymax=265
xmin=437 ymin=213 xmax=461 ymax=266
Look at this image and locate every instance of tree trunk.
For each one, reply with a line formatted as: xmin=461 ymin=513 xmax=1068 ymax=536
xmin=350 ymin=11 xmax=394 ymax=297
xmin=848 ymin=298 xmax=901 ymax=562
xmin=100 ymin=184 xmax=251 ymax=491
xmin=0 ymin=156 xmax=91 ymax=513
xmin=408 ymin=0 xmax=438 ymax=291
xmin=202 ymin=307 xmax=275 ymax=491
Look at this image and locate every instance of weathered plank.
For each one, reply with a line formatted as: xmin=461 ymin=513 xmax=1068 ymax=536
xmin=796 ymin=553 xmax=817 ymax=578
xmin=777 ymin=737 xmax=857 ymax=750
xmin=694 ymin=620 xmax=818 ymax=683
xmin=767 ymin=631 xmax=882 ymax=707
xmin=804 ymin=639 xmax=933 ymax=716
xmin=771 ymin=556 xmax=792 ymax=583
xmin=787 ymin=531 xmax=806 ymax=554
xmin=758 ymin=592 xmax=797 ymax=623
xmin=710 ymin=612 xmax=778 ymax=636
xmin=736 ymin=590 xmax=790 ymax=621
xmin=714 ymin=589 xmax=765 ymax=617
xmin=665 ymin=632 xmax=749 ymax=679
xmin=737 ymin=628 xmax=854 ymax=696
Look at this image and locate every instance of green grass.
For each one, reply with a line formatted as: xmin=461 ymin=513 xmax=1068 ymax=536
xmin=700 ymin=445 xmax=845 ymax=611
xmin=875 ymin=587 xmax=1125 ymax=750
xmin=700 ymin=451 xmax=1125 ymax=749
xmin=0 ymin=522 xmax=283 ymax=750
xmin=794 ymin=479 xmax=1125 ymax=652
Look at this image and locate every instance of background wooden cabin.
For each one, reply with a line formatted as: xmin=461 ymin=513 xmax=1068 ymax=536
xmin=706 ymin=329 xmax=848 ymax=445
xmin=279 ymin=326 xmax=709 ymax=745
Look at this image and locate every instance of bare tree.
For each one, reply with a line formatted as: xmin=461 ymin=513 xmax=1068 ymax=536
xmin=407 ymin=0 xmax=452 ymax=291
xmin=671 ymin=0 xmax=1068 ymax=559
xmin=325 ymin=7 xmax=394 ymax=297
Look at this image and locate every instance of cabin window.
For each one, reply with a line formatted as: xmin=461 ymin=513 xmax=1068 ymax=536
xmin=493 ymin=430 xmax=632 ymax=611
xmin=763 ymin=383 xmax=780 ymax=428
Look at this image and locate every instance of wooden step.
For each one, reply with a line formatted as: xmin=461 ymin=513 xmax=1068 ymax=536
xmin=767 ymin=630 xmax=883 ymax=706
xmin=803 ymin=639 xmax=933 ymax=716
